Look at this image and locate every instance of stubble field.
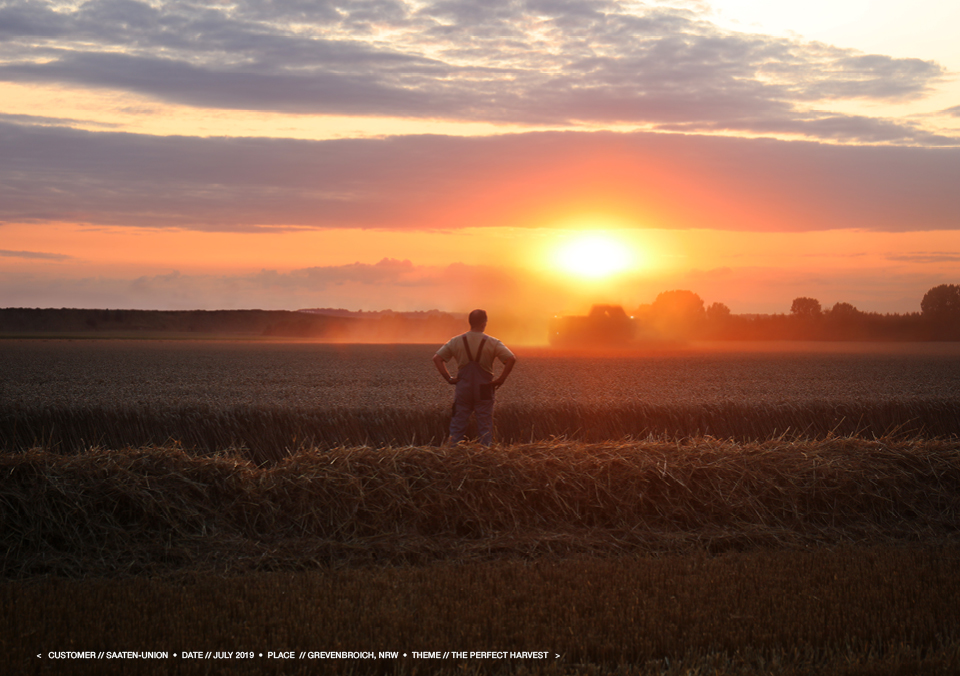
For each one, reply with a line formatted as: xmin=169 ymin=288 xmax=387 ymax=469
xmin=3 ymin=339 xmax=960 ymax=674
xmin=4 ymin=340 xmax=960 ymax=456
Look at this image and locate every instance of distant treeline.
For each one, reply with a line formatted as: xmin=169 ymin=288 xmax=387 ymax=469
xmin=0 ymin=307 xmax=464 ymax=342
xmin=9 ymin=283 xmax=960 ymax=343
xmin=552 ymin=285 xmax=960 ymax=345
xmin=697 ymin=305 xmax=954 ymax=341
xmin=677 ymin=284 xmax=960 ymax=341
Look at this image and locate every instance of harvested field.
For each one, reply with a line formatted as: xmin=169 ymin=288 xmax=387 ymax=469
xmin=6 ymin=339 xmax=960 ymax=410
xmin=5 ymin=546 xmax=960 ymax=675
xmin=4 ymin=340 xmax=960 ymax=455
xmin=3 ymin=438 xmax=959 ymax=577
xmin=5 ymin=339 xmax=960 ymax=674
xmin=5 ymin=437 xmax=960 ymax=673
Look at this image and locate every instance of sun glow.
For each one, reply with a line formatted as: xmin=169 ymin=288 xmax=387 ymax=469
xmin=553 ymin=232 xmax=636 ymax=279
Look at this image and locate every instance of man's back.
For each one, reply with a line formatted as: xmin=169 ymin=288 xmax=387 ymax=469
xmin=432 ymin=309 xmax=517 ymax=446
xmin=436 ymin=329 xmax=513 ymax=376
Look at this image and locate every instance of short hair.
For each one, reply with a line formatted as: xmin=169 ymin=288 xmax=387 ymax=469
xmin=468 ymin=309 xmax=487 ymax=329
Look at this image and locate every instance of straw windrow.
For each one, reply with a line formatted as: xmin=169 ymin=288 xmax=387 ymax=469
xmin=3 ymin=437 xmax=958 ymax=577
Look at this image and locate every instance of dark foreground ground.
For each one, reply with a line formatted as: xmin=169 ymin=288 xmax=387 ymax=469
xmin=5 ymin=546 xmax=960 ymax=675
xmin=3 ymin=439 xmax=960 ymax=674
xmin=4 ymin=341 xmax=960 ymax=673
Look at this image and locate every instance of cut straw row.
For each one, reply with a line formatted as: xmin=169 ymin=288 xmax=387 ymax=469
xmin=2 ymin=437 xmax=959 ymax=576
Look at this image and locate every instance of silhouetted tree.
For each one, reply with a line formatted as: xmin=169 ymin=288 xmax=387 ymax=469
xmin=823 ymin=302 xmax=864 ymax=339
xmin=790 ymin=297 xmax=821 ymax=318
xmin=650 ymin=290 xmax=705 ymax=338
xmin=706 ymin=302 xmax=731 ymax=322
xmin=921 ymin=284 xmax=960 ymax=323
xmin=653 ymin=290 xmax=705 ymax=318
xmin=702 ymin=302 xmax=734 ymax=338
xmin=828 ymin=302 xmax=860 ymax=318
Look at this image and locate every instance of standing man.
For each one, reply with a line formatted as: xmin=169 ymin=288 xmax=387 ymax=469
xmin=433 ymin=309 xmax=516 ymax=446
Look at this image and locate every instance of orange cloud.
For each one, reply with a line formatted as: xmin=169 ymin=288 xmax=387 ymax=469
xmin=5 ymin=125 xmax=958 ymax=234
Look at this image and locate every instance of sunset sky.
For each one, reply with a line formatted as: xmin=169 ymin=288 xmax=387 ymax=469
xmin=2 ymin=0 xmax=959 ymax=322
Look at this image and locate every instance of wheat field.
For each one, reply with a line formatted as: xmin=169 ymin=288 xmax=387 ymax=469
xmin=4 ymin=340 xmax=960 ymax=457
xmin=4 ymin=339 xmax=960 ymax=674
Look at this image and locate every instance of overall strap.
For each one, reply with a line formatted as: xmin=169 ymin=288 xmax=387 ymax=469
xmin=461 ymin=335 xmax=487 ymax=363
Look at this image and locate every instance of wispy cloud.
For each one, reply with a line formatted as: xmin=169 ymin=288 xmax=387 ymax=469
xmin=0 ymin=112 xmax=119 ymax=128
xmin=887 ymin=252 xmax=960 ymax=264
xmin=0 ymin=259 xmax=563 ymax=315
xmin=0 ymin=248 xmax=72 ymax=261
xmin=2 ymin=121 xmax=958 ymax=232
xmin=0 ymin=258 xmax=948 ymax=316
xmin=0 ymin=0 xmax=949 ymax=143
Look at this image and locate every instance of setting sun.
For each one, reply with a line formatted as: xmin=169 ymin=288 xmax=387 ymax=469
xmin=554 ymin=233 xmax=636 ymax=280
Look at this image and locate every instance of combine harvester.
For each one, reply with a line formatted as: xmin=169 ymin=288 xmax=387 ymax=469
xmin=548 ymin=305 xmax=637 ymax=348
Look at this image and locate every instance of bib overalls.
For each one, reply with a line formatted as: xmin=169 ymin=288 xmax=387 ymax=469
xmin=450 ymin=335 xmax=495 ymax=445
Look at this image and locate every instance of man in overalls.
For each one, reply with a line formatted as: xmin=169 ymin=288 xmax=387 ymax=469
xmin=433 ymin=309 xmax=517 ymax=446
